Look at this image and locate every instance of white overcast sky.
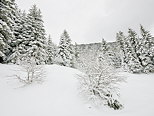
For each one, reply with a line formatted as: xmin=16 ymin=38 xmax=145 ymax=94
xmin=16 ymin=0 xmax=154 ymax=44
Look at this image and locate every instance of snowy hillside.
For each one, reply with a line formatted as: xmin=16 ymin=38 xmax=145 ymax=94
xmin=0 ymin=64 xmax=154 ymax=116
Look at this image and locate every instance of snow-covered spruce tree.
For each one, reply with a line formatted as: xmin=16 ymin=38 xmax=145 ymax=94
xmin=46 ymin=35 xmax=57 ymax=64
xmin=25 ymin=5 xmax=47 ymax=64
xmin=58 ymin=30 xmax=75 ymax=67
xmin=74 ymin=42 xmax=80 ymax=60
xmin=116 ymin=31 xmax=128 ymax=70
xmin=106 ymin=50 xmax=122 ymax=68
xmin=0 ymin=0 xmax=17 ymax=62
xmin=6 ymin=7 xmax=29 ymax=63
xmin=73 ymin=42 xmax=81 ymax=68
xmin=126 ymin=29 xmax=143 ymax=73
xmin=127 ymin=28 xmax=139 ymax=53
xmin=98 ymin=38 xmax=121 ymax=68
xmin=99 ymin=38 xmax=107 ymax=53
xmin=7 ymin=46 xmax=21 ymax=64
xmin=98 ymin=38 xmax=107 ymax=62
xmin=136 ymin=25 xmax=154 ymax=73
xmin=77 ymin=48 xmax=124 ymax=110
xmin=116 ymin=30 xmax=143 ymax=73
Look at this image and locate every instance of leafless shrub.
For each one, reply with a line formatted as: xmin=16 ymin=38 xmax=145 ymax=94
xmin=13 ymin=57 xmax=45 ymax=85
xmin=76 ymin=51 xmax=125 ymax=110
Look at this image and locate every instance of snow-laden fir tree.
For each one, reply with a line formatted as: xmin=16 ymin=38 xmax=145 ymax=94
xmin=73 ymin=42 xmax=81 ymax=68
xmin=126 ymin=29 xmax=143 ymax=73
xmin=7 ymin=46 xmax=21 ymax=64
xmin=98 ymin=38 xmax=111 ymax=67
xmin=7 ymin=7 xmax=28 ymax=63
xmin=58 ymin=30 xmax=75 ymax=67
xmin=46 ymin=35 xmax=57 ymax=64
xmin=117 ymin=26 xmax=154 ymax=73
xmin=98 ymin=38 xmax=121 ymax=68
xmin=116 ymin=31 xmax=128 ymax=70
xmin=99 ymin=38 xmax=107 ymax=53
xmin=24 ymin=5 xmax=47 ymax=64
xmin=117 ymin=30 xmax=143 ymax=73
xmin=74 ymin=42 xmax=79 ymax=60
xmin=98 ymin=38 xmax=107 ymax=61
xmin=0 ymin=0 xmax=17 ymax=62
xmin=137 ymin=25 xmax=154 ymax=73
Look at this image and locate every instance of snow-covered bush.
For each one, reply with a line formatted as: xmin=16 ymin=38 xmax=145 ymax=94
xmin=13 ymin=57 xmax=45 ymax=84
xmin=77 ymin=51 xmax=125 ymax=110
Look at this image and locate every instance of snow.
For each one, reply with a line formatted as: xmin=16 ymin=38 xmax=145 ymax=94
xmin=0 ymin=64 xmax=154 ymax=116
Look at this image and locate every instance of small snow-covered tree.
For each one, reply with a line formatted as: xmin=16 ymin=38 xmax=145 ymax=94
xmin=116 ymin=31 xmax=128 ymax=70
xmin=98 ymin=38 xmax=108 ymax=64
xmin=14 ymin=57 xmax=45 ymax=84
xmin=99 ymin=38 xmax=121 ymax=68
xmin=74 ymin=42 xmax=79 ymax=60
xmin=77 ymin=49 xmax=125 ymax=110
xmin=58 ymin=30 xmax=75 ymax=67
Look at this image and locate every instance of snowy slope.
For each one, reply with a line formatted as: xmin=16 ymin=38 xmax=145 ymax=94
xmin=0 ymin=64 xmax=154 ymax=116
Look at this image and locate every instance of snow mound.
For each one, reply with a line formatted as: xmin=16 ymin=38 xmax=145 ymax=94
xmin=0 ymin=64 xmax=154 ymax=116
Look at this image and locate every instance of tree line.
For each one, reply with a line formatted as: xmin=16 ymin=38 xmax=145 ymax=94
xmin=116 ymin=26 xmax=154 ymax=73
xmin=0 ymin=0 xmax=75 ymax=67
xmin=1 ymin=0 xmax=154 ymax=73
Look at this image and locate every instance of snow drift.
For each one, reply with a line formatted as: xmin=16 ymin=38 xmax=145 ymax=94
xmin=0 ymin=64 xmax=154 ymax=116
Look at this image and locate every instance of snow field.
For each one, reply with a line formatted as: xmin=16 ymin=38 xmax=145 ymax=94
xmin=0 ymin=64 xmax=154 ymax=116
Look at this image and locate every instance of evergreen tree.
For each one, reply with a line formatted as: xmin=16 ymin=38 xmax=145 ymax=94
xmin=116 ymin=32 xmax=126 ymax=64
xmin=0 ymin=0 xmax=16 ymax=62
xmin=46 ymin=35 xmax=56 ymax=64
xmin=7 ymin=7 xmax=27 ymax=63
xmin=25 ymin=5 xmax=47 ymax=64
xmin=74 ymin=42 xmax=79 ymax=59
xmin=127 ymin=29 xmax=143 ymax=73
xmin=98 ymin=38 xmax=108 ymax=64
xmin=7 ymin=46 xmax=20 ymax=64
xmin=58 ymin=30 xmax=75 ymax=67
xmin=117 ymin=31 xmax=143 ymax=73
xmin=117 ymin=26 xmax=154 ymax=73
xmin=100 ymin=38 xmax=107 ymax=53
xmin=128 ymin=28 xmax=139 ymax=53
xmin=137 ymin=25 xmax=154 ymax=72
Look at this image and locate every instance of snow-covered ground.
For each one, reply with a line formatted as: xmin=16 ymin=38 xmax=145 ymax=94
xmin=0 ymin=64 xmax=154 ymax=116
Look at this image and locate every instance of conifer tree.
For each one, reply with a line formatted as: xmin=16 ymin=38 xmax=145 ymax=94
xmin=7 ymin=7 xmax=27 ymax=63
xmin=25 ymin=5 xmax=47 ymax=64
xmin=127 ymin=29 xmax=143 ymax=73
xmin=58 ymin=30 xmax=75 ymax=67
xmin=100 ymin=38 xmax=107 ymax=53
xmin=137 ymin=25 xmax=154 ymax=72
xmin=117 ymin=26 xmax=154 ymax=73
xmin=46 ymin=35 xmax=56 ymax=64
xmin=98 ymin=38 xmax=108 ymax=64
xmin=0 ymin=0 xmax=16 ymax=62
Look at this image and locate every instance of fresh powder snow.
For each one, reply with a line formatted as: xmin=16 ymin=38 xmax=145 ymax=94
xmin=0 ymin=64 xmax=154 ymax=116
